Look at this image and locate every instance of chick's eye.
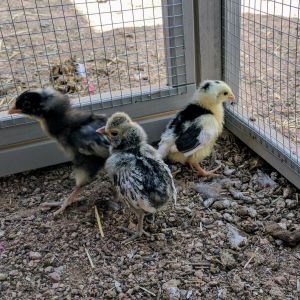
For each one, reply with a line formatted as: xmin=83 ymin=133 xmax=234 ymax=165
xmin=224 ymin=92 xmax=228 ymax=96
xmin=110 ymin=131 xmax=118 ymax=136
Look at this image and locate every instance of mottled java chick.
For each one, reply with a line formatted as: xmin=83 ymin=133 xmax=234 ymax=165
xmin=8 ymin=87 xmax=109 ymax=215
xmin=97 ymin=112 xmax=176 ymax=243
xmin=158 ymin=80 xmax=235 ymax=176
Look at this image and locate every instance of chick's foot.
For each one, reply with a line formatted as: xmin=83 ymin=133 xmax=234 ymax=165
xmin=40 ymin=187 xmax=83 ymax=216
xmin=53 ymin=187 xmax=83 ymax=216
xmin=120 ymin=211 xmax=150 ymax=243
xmin=40 ymin=201 xmax=63 ymax=208
xmin=190 ymin=163 xmax=221 ymax=177
xmin=120 ymin=227 xmax=150 ymax=244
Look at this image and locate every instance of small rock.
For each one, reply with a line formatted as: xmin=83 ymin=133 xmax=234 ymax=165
xmin=220 ymin=251 xmax=237 ymax=269
xmin=49 ymin=272 xmax=60 ymax=282
xmin=278 ymin=222 xmax=287 ymax=230
xmin=54 ymin=266 xmax=64 ymax=274
xmin=286 ymin=213 xmax=295 ymax=219
xmin=283 ymin=187 xmax=291 ymax=198
xmin=28 ymin=260 xmax=35 ymax=267
xmin=186 ymin=290 xmax=193 ymax=299
xmin=237 ymin=206 xmax=257 ymax=218
xmin=212 ymin=199 xmax=231 ymax=210
xmin=9 ymin=270 xmax=18 ymax=277
xmin=180 ymin=290 xmax=187 ymax=298
xmin=29 ymin=251 xmax=42 ymax=260
xmin=114 ymin=280 xmax=122 ymax=293
xmin=194 ymin=270 xmax=203 ymax=279
xmin=229 ymin=188 xmax=252 ymax=202
xmin=43 ymin=253 xmax=55 ymax=267
xmin=44 ymin=266 xmax=53 ymax=273
xmin=203 ymin=198 xmax=216 ymax=208
xmin=247 ymin=207 xmax=257 ymax=218
xmin=223 ymin=213 xmax=234 ymax=222
xmin=273 ymin=276 xmax=287 ymax=286
xmin=156 ymin=233 xmax=166 ymax=241
xmin=269 ymin=285 xmax=284 ymax=298
xmin=217 ymin=287 xmax=228 ymax=299
xmin=276 ymin=199 xmax=286 ymax=209
xmin=0 ymin=273 xmax=8 ymax=281
xmin=240 ymin=220 xmax=259 ymax=233
xmin=162 ymin=279 xmax=181 ymax=299
xmin=230 ymin=274 xmax=245 ymax=293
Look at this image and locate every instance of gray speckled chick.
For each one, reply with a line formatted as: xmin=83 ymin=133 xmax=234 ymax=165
xmin=97 ymin=112 xmax=176 ymax=243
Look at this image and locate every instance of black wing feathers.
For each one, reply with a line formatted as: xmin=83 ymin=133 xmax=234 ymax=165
xmin=135 ymin=156 xmax=169 ymax=208
xmin=167 ymin=104 xmax=213 ymax=153
xmin=175 ymin=124 xmax=202 ymax=153
xmin=68 ymin=113 xmax=109 ymax=157
xmin=168 ymin=104 xmax=212 ymax=135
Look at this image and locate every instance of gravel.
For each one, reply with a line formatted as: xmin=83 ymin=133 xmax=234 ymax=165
xmin=0 ymin=129 xmax=300 ymax=299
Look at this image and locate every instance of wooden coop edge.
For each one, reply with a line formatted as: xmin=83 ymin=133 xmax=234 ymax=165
xmin=0 ymin=111 xmax=175 ymax=177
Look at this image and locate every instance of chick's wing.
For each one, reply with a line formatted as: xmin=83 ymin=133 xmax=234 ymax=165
xmin=113 ymin=153 xmax=171 ymax=209
xmin=175 ymin=116 xmax=218 ymax=157
xmin=69 ymin=115 xmax=110 ymax=158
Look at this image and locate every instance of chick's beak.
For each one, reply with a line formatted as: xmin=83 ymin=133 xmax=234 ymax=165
xmin=228 ymin=94 xmax=235 ymax=101
xmin=8 ymin=103 xmax=22 ymax=114
xmin=96 ymin=126 xmax=107 ymax=135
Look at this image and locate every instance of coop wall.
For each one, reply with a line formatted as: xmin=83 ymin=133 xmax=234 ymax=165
xmin=0 ymin=0 xmax=196 ymax=177
xmin=223 ymin=0 xmax=300 ymax=189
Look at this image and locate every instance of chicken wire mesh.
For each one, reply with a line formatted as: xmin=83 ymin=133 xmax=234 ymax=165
xmin=0 ymin=0 xmax=187 ymax=128
xmin=223 ymin=0 xmax=300 ymax=166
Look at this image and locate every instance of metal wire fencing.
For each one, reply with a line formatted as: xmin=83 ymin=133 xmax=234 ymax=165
xmin=223 ymin=0 xmax=300 ymax=171
xmin=0 ymin=0 xmax=187 ymax=127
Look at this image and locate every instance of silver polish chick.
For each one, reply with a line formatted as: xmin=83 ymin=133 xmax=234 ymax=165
xmin=158 ymin=80 xmax=235 ymax=176
xmin=8 ymin=87 xmax=110 ymax=215
xmin=97 ymin=112 xmax=176 ymax=243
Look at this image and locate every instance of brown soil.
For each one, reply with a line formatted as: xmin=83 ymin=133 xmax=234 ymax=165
xmin=1 ymin=130 xmax=300 ymax=299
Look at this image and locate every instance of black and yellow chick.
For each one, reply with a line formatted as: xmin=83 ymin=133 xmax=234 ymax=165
xmin=8 ymin=87 xmax=109 ymax=215
xmin=97 ymin=112 xmax=176 ymax=243
xmin=158 ymin=80 xmax=235 ymax=177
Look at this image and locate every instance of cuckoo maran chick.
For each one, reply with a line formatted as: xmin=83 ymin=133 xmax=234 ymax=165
xmin=97 ymin=112 xmax=176 ymax=243
xmin=158 ymin=80 xmax=235 ymax=176
xmin=8 ymin=87 xmax=109 ymax=215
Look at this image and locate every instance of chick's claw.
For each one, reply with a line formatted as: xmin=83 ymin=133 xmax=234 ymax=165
xmin=190 ymin=163 xmax=222 ymax=177
xmin=120 ymin=228 xmax=151 ymax=244
xmin=40 ymin=201 xmax=63 ymax=208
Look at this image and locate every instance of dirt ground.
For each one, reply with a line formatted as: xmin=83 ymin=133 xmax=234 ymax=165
xmin=1 ymin=129 xmax=300 ymax=300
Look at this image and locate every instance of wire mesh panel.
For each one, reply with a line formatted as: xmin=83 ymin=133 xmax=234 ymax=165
xmin=0 ymin=0 xmax=188 ymax=128
xmin=0 ymin=0 xmax=195 ymax=176
xmin=223 ymin=0 xmax=300 ymax=187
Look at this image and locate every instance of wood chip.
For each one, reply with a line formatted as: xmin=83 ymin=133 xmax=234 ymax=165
xmin=94 ymin=205 xmax=104 ymax=238
xmin=244 ymin=247 xmax=259 ymax=269
xmin=139 ymin=286 xmax=156 ymax=297
xmin=84 ymin=247 xmax=95 ymax=269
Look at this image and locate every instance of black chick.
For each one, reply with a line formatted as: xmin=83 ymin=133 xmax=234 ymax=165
xmin=8 ymin=87 xmax=109 ymax=215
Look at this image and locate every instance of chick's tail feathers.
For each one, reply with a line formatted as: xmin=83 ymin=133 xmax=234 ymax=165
xmin=157 ymin=137 xmax=175 ymax=159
